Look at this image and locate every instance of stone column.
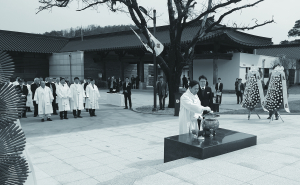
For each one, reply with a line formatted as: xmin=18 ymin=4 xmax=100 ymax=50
xmin=189 ymin=59 xmax=193 ymax=80
xmin=213 ymin=58 xmax=218 ymax=85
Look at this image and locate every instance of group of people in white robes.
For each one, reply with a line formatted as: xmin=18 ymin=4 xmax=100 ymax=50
xmin=32 ymin=77 xmax=100 ymax=122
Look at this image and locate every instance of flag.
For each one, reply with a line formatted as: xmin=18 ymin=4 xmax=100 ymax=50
xmin=146 ymin=28 xmax=164 ymax=56
xmin=130 ymin=28 xmax=153 ymax=53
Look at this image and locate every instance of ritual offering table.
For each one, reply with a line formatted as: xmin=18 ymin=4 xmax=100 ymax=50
xmin=164 ymin=128 xmax=257 ymax=163
xmin=106 ymin=93 xmax=124 ymax=106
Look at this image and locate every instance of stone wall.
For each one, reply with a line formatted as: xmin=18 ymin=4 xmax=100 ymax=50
xmin=49 ymin=51 xmax=84 ymax=82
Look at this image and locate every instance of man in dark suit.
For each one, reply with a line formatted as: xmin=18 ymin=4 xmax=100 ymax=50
xmin=136 ymin=75 xmax=140 ymax=89
xmin=84 ymin=77 xmax=91 ymax=111
xmin=123 ymin=77 xmax=132 ymax=109
xmin=131 ymin=75 xmax=136 ymax=89
xmin=235 ymin=78 xmax=244 ymax=104
xmin=182 ymin=75 xmax=188 ymax=89
xmin=197 ymin=75 xmax=213 ymax=129
xmin=46 ymin=77 xmax=58 ymax=115
xmin=108 ymin=76 xmax=117 ymax=93
xmin=31 ymin=78 xmax=40 ymax=117
xmin=15 ymin=79 xmax=29 ymax=118
xmin=156 ymin=76 xmax=168 ymax=110
xmin=215 ymin=77 xmax=223 ymax=105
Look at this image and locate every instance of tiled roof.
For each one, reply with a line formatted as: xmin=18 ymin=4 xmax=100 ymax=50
xmin=256 ymin=44 xmax=300 ymax=60
xmin=60 ymin=24 xmax=272 ymax=52
xmin=0 ymin=30 xmax=69 ymax=53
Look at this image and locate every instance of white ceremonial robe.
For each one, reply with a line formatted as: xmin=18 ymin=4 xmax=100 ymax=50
xmin=26 ymin=84 xmax=33 ymax=107
xmin=82 ymin=83 xmax=86 ymax=104
xmin=85 ymin=84 xmax=100 ymax=109
xmin=55 ymin=82 xmax=60 ymax=104
xmin=57 ymin=84 xmax=71 ymax=111
xmin=70 ymin=83 xmax=86 ymax=110
xmin=179 ymin=88 xmax=205 ymax=135
xmin=34 ymin=86 xmax=54 ymax=115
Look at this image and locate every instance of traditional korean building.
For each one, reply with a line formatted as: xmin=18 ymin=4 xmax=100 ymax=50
xmin=2 ymin=22 xmax=297 ymax=90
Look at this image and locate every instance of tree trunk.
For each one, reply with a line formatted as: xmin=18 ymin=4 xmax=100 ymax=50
xmin=166 ymin=68 xmax=181 ymax=108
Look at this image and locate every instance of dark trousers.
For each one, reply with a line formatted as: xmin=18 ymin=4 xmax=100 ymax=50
xmin=124 ymin=93 xmax=132 ymax=108
xmin=136 ymin=82 xmax=139 ymax=89
xmin=52 ymin=100 xmax=57 ymax=114
xmin=236 ymin=92 xmax=243 ymax=103
xmin=73 ymin=110 xmax=81 ymax=117
xmin=60 ymin=111 xmax=68 ymax=118
xmin=216 ymin=95 xmax=222 ymax=105
xmin=159 ymin=95 xmax=166 ymax=109
xmin=269 ymin=110 xmax=278 ymax=118
xmin=89 ymin=109 xmax=95 ymax=116
xmin=33 ymin=101 xmax=38 ymax=116
xmin=56 ymin=103 xmax=58 ymax=110
xmin=21 ymin=108 xmax=27 ymax=118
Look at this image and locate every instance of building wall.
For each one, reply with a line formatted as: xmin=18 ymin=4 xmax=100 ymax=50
xmin=8 ymin=51 xmax=49 ymax=82
xmin=83 ymin=52 xmax=149 ymax=85
xmin=49 ymin=51 xmax=84 ymax=82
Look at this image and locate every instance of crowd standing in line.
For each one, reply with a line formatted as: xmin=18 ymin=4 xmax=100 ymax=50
xmin=11 ymin=76 xmax=101 ymax=122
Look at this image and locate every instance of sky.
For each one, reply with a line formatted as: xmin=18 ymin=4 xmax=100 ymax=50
xmin=0 ymin=0 xmax=299 ymax=44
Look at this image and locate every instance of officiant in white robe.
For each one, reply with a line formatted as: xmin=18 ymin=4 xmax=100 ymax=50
xmin=86 ymin=78 xmax=100 ymax=117
xmin=179 ymin=80 xmax=211 ymax=136
xmin=57 ymin=77 xmax=71 ymax=120
xmin=34 ymin=81 xmax=54 ymax=122
xmin=70 ymin=77 xmax=86 ymax=118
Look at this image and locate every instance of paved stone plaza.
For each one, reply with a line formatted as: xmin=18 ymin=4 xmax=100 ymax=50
xmin=21 ymin=89 xmax=300 ymax=185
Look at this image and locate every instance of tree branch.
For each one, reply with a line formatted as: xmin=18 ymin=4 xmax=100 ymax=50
xmin=76 ymin=0 xmax=110 ymax=11
xmin=205 ymin=0 xmax=265 ymax=33
xmin=185 ymin=0 xmax=242 ymax=27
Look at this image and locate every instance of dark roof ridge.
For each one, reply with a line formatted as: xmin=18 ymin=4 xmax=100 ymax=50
xmin=259 ymin=43 xmax=300 ymax=48
xmin=0 ymin=30 xmax=69 ymax=40
xmin=69 ymin=18 xmax=215 ymax=41
xmin=225 ymin=29 xmax=272 ymax=41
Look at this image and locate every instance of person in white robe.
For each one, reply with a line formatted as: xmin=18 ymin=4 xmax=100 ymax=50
xmin=25 ymin=79 xmax=33 ymax=112
xmin=34 ymin=81 xmax=54 ymax=122
xmin=70 ymin=77 xmax=86 ymax=118
xmin=179 ymin=80 xmax=211 ymax=138
xmin=57 ymin=77 xmax=71 ymax=120
xmin=86 ymin=78 xmax=100 ymax=117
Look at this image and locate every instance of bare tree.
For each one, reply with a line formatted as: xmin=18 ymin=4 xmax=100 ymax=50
xmin=37 ymin=0 xmax=274 ymax=107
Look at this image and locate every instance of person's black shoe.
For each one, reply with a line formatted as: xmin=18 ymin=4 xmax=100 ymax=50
xmin=60 ymin=117 xmax=63 ymax=120
xmin=34 ymin=115 xmax=37 ymax=117
xmin=124 ymin=107 xmax=128 ymax=109
xmin=74 ymin=116 xmax=77 ymax=118
xmin=93 ymin=115 xmax=97 ymax=117
xmin=90 ymin=115 xmax=93 ymax=117
xmin=77 ymin=116 xmax=82 ymax=118
xmin=267 ymin=116 xmax=271 ymax=119
xmin=86 ymin=109 xmax=89 ymax=112
xmin=41 ymin=119 xmax=45 ymax=122
xmin=28 ymin=110 xmax=32 ymax=112
xmin=47 ymin=118 xmax=52 ymax=121
xmin=63 ymin=117 xmax=68 ymax=119
xmin=159 ymin=108 xmax=162 ymax=110
xmin=162 ymin=108 xmax=165 ymax=110
xmin=275 ymin=117 xmax=279 ymax=120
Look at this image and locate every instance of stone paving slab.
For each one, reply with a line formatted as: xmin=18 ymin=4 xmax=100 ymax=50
xmin=20 ymin=89 xmax=300 ymax=184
